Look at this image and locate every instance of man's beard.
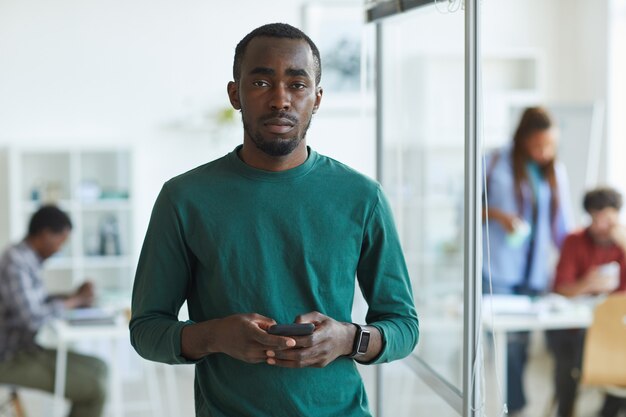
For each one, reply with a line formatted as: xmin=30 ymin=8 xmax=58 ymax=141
xmin=242 ymin=111 xmax=313 ymax=157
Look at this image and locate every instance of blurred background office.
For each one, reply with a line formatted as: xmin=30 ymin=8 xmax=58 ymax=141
xmin=0 ymin=0 xmax=625 ymax=416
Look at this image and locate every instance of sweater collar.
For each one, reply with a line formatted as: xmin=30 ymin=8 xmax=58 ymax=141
xmin=228 ymin=145 xmax=318 ymax=182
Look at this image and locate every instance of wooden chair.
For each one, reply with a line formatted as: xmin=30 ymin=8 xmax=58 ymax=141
xmin=581 ymin=294 xmax=626 ymax=405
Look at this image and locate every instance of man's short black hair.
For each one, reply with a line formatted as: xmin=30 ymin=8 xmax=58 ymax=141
xmin=28 ymin=205 xmax=72 ymax=237
xmin=233 ymin=23 xmax=322 ymax=86
xmin=583 ymin=187 xmax=623 ymax=213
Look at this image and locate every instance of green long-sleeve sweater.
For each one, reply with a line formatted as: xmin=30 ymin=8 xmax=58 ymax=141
xmin=130 ymin=146 xmax=419 ymax=417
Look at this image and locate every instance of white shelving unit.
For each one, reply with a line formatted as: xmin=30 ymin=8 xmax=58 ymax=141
xmin=0 ymin=148 xmax=134 ymax=303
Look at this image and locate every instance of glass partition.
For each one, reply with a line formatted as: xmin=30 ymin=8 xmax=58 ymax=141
xmin=361 ymin=362 xmax=461 ymax=417
xmin=378 ymin=5 xmax=466 ymax=391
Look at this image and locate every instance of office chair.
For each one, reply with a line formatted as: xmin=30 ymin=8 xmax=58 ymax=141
xmin=580 ymin=294 xmax=626 ymax=414
xmin=0 ymin=387 xmax=27 ymax=417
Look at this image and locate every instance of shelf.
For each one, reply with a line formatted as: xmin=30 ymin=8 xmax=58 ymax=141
xmin=2 ymin=148 xmax=134 ymax=294
xmin=79 ymin=200 xmax=132 ymax=211
xmin=20 ymin=151 xmax=71 ymax=202
xmin=483 ymin=56 xmax=538 ymax=91
xmin=22 ymin=199 xmax=74 ymax=213
xmin=97 ymin=289 xmax=133 ymax=309
xmin=45 ymin=257 xmax=75 ymax=270
xmin=83 ymin=256 xmax=133 ymax=268
xmin=45 ymin=256 xmax=132 ymax=270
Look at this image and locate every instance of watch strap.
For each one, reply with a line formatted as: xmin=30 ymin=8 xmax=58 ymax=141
xmin=348 ymin=323 xmax=370 ymax=358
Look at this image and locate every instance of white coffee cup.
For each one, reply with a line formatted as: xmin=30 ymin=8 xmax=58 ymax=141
xmin=506 ymin=219 xmax=531 ymax=248
xmin=597 ymin=261 xmax=620 ymax=292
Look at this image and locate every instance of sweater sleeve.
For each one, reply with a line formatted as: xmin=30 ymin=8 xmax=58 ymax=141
xmin=356 ymin=187 xmax=419 ymax=364
xmin=129 ymin=184 xmax=201 ymax=365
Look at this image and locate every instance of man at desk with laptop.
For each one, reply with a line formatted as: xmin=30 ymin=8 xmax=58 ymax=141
xmin=0 ymin=205 xmax=108 ymax=417
xmin=548 ymin=187 xmax=626 ymax=417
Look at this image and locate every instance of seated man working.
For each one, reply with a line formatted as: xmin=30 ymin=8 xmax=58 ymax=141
xmin=547 ymin=187 xmax=626 ymax=417
xmin=0 ymin=205 xmax=107 ymax=417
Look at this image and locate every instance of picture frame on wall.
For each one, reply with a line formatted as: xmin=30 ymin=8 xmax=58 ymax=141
xmin=302 ymin=2 xmax=374 ymax=113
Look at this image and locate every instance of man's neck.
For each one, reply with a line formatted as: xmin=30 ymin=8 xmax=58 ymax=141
xmin=24 ymin=236 xmax=45 ymax=260
xmin=238 ymin=141 xmax=308 ymax=172
xmin=587 ymin=228 xmax=615 ymax=248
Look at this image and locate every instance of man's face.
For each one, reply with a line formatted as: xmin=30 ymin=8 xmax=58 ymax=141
xmin=525 ymin=128 xmax=558 ymax=167
xmin=228 ymin=37 xmax=322 ymax=157
xmin=39 ymin=228 xmax=70 ymax=260
xmin=588 ymin=207 xmax=619 ymax=244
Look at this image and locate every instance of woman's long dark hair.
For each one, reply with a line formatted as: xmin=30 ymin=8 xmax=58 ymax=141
xmin=511 ymin=106 xmax=559 ymax=225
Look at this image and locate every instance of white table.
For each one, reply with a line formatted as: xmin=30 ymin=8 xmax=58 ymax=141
xmin=38 ymin=313 xmax=128 ymax=417
xmin=482 ymin=295 xmax=597 ymax=405
xmin=38 ymin=311 xmax=181 ymax=417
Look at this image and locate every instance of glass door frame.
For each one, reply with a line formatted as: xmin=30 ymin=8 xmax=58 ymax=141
xmin=369 ymin=1 xmax=482 ymax=416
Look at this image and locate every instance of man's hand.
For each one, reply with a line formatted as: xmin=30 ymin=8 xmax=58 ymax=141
xmin=181 ymin=313 xmax=296 ymax=362
xmin=580 ymin=268 xmax=617 ymax=294
xmin=63 ymin=281 xmax=95 ymax=309
xmin=264 ymin=311 xmax=356 ymax=368
xmin=609 ymin=224 xmax=626 ymax=252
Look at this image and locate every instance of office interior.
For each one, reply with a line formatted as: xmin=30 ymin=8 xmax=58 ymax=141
xmin=0 ymin=0 xmax=625 ymax=416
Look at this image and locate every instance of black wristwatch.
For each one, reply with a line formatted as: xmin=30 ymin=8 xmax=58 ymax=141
xmin=348 ymin=323 xmax=371 ymax=358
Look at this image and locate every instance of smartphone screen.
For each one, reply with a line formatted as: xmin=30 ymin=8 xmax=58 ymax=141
xmin=267 ymin=323 xmax=315 ymax=336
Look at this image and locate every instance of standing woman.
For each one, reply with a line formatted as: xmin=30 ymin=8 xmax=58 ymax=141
xmin=483 ymin=107 xmax=573 ymax=416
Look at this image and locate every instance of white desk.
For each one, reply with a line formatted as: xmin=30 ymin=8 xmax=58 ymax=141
xmin=38 ymin=313 xmax=128 ymax=417
xmin=482 ymin=295 xmax=597 ymax=404
xmin=38 ymin=311 xmax=181 ymax=417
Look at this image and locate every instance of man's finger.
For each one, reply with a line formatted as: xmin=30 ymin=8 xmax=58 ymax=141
xmin=253 ymin=331 xmax=297 ymax=349
xmin=266 ymin=357 xmax=310 ymax=368
xmin=294 ymin=311 xmax=324 ymax=324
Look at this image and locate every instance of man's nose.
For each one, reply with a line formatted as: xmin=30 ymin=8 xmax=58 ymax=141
xmin=269 ymin=85 xmax=290 ymax=110
xmin=597 ymin=219 xmax=612 ymax=231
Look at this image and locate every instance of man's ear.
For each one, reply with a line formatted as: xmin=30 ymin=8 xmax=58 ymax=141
xmin=312 ymin=86 xmax=323 ymax=114
xmin=227 ymin=81 xmax=241 ymax=110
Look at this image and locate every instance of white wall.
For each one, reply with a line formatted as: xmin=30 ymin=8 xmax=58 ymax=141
xmin=608 ymin=0 xmax=626 ymax=201
xmin=483 ymin=0 xmax=609 ymax=117
xmin=0 ymin=0 xmax=375 ymax=256
xmin=377 ymin=0 xmax=610 ymax=223
xmin=481 ymin=0 xmax=610 ymax=222
xmin=0 ymin=0 xmax=613 ymax=250
xmin=482 ymin=0 xmax=609 ymax=101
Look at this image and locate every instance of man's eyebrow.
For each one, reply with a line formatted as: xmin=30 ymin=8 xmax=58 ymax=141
xmin=249 ymin=67 xmax=275 ymax=76
xmin=248 ymin=67 xmax=311 ymax=79
xmin=285 ymin=68 xmax=310 ymax=78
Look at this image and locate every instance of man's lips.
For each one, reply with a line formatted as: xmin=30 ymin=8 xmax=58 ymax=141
xmin=264 ymin=117 xmax=295 ymax=134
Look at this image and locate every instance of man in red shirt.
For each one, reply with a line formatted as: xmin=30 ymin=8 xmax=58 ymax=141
xmin=548 ymin=187 xmax=626 ymax=417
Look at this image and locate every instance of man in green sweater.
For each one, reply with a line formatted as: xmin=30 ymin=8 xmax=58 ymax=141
xmin=130 ymin=23 xmax=419 ymax=417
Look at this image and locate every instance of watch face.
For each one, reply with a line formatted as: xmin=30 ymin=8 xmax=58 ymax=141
xmin=357 ymin=331 xmax=370 ymax=353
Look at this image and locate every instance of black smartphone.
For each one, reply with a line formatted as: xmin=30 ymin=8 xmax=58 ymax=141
xmin=267 ymin=323 xmax=315 ymax=336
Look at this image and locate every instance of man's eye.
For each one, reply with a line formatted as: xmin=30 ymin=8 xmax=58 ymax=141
xmin=292 ymin=83 xmax=307 ymax=89
xmin=253 ymin=81 xmax=269 ymax=87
